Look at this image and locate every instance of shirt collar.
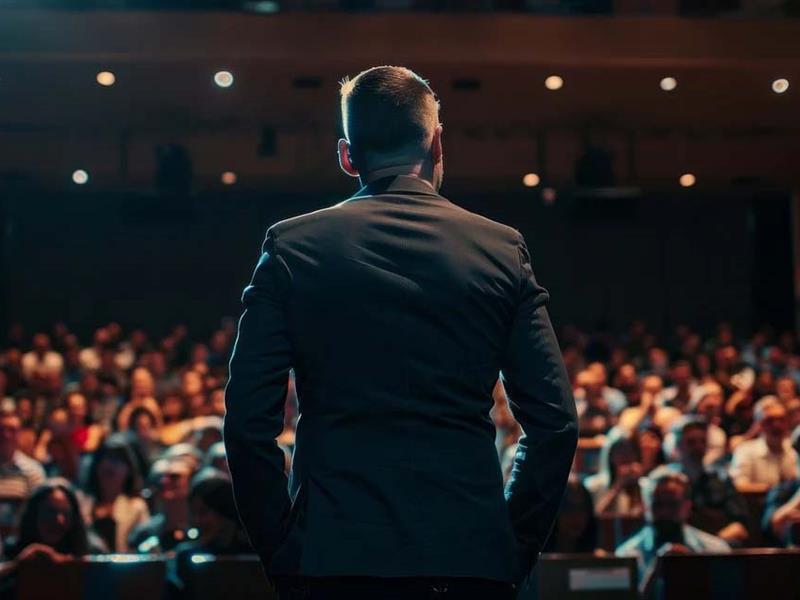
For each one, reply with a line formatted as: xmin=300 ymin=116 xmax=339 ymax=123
xmin=349 ymin=174 xmax=442 ymax=201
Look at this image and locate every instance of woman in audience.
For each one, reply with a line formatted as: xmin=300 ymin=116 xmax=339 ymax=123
xmin=0 ymin=477 xmax=105 ymax=599
xmin=84 ymin=434 xmax=149 ymax=552
xmin=584 ymin=430 xmax=645 ymax=516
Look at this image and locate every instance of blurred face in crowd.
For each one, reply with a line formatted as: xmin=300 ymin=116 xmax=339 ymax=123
xmin=106 ymin=322 xmax=122 ymax=343
xmin=642 ymin=375 xmax=664 ymax=397
xmin=694 ymin=353 xmax=712 ymax=377
xmin=16 ymin=397 xmax=33 ymax=423
xmin=148 ymin=352 xmax=167 ymax=377
xmin=181 ymin=371 xmax=203 ymax=398
xmin=647 ymin=479 xmax=691 ymax=526
xmin=66 ymin=393 xmax=88 ymax=424
xmin=98 ymin=453 xmax=130 ymax=497
xmin=100 ymin=348 xmax=117 ymax=371
xmin=133 ymin=411 xmax=157 ymax=442
xmin=32 ymin=333 xmax=50 ymax=354
xmin=760 ymin=403 xmax=789 ymax=447
xmin=0 ymin=414 xmax=20 ymax=463
xmin=672 ymin=362 xmax=692 ymax=388
xmin=93 ymin=327 xmax=110 ymax=347
xmin=130 ymin=368 xmax=155 ymax=399
xmin=616 ymin=364 xmax=638 ymax=389
xmin=4 ymin=348 xmax=21 ymax=369
xmin=37 ymin=488 xmax=74 ymax=547
xmin=648 ymin=348 xmax=669 ymax=374
xmin=81 ymin=372 xmax=100 ymax=396
xmin=577 ymin=370 xmax=604 ymax=405
xmin=130 ymin=329 xmax=147 ymax=350
xmin=777 ymin=377 xmax=797 ymax=403
xmin=696 ymin=389 xmax=723 ymax=425
xmin=210 ymin=331 xmax=228 ymax=354
xmin=191 ymin=344 xmax=209 ymax=365
xmin=160 ymin=461 xmax=193 ymax=502
xmin=610 ymin=442 xmax=642 ymax=486
xmin=588 ymin=363 xmax=608 ymax=387
xmin=678 ymin=425 xmax=707 ymax=465
xmin=162 ymin=395 xmax=186 ymax=422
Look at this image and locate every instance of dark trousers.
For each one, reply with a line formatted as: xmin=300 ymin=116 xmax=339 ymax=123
xmin=273 ymin=576 xmax=518 ymax=600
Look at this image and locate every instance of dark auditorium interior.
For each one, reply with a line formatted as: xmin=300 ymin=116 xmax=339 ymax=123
xmin=1 ymin=1 xmax=800 ymax=599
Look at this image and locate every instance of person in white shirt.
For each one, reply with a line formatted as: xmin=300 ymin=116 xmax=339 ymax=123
xmin=20 ymin=333 xmax=63 ymax=389
xmin=730 ymin=396 xmax=799 ymax=492
xmin=0 ymin=409 xmax=46 ymax=533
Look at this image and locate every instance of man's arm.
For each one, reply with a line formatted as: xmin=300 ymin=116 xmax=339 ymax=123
xmin=500 ymin=232 xmax=579 ymax=578
xmin=223 ymin=226 xmax=293 ymax=570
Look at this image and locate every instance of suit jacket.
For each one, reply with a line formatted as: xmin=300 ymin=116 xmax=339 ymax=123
xmin=223 ymin=174 xmax=578 ymax=583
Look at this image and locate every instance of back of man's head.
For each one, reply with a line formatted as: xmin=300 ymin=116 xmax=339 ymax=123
xmin=340 ymin=65 xmax=440 ymax=171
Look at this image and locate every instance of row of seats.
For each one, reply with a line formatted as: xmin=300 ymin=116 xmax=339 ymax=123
xmin=11 ymin=550 xmax=800 ymax=600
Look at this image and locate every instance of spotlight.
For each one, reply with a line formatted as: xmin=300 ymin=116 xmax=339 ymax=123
xmin=96 ymin=71 xmax=116 ymax=87
xmin=772 ymin=78 xmax=789 ymax=94
xmin=679 ymin=173 xmax=696 ymax=187
xmin=221 ymin=171 xmax=238 ymax=185
xmin=72 ymin=169 xmax=89 ymax=185
xmin=214 ymin=70 xmax=234 ymax=88
xmin=544 ymin=76 xmax=563 ymax=91
xmin=659 ymin=77 xmax=677 ymax=92
xmin=522 ymin=173 xmax=540 ymax=187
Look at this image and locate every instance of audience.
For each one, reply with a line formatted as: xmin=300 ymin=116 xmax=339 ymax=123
xmin=1 ymin=317 xmax=800 ymax=588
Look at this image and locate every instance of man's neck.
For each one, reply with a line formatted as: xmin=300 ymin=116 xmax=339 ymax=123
xmin=361 ymin=164 xmax=433 ymax=189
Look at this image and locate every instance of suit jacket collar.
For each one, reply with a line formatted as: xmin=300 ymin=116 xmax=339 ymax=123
xmin=349 ymin=174 xmax=442 ymax=200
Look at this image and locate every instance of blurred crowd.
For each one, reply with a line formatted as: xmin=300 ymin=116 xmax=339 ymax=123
xmin=493 ymin=321 xmax=800 ymax=595
xmin=0 ymin=319 xmax=799 ymax=596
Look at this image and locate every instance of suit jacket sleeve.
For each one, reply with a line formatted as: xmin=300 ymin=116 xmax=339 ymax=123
xmin=223 ymin=226 xmax=293 ymax=570
xmin=500 ymin=231 xmax=579 ymax=575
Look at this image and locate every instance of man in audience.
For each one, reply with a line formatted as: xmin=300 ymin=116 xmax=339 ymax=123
xmin=20 ymin=333 xmax=63 ymax=395
xmin=129 ymin=456 xmax=196 ymax=553
xmin=616 ymin=467 xmax=730 ymax=597
xmin=668 ymin=417 xmax=749 ymax=545
xmin=0 ymin=408 xmax=46 ymax=533
xmin=730 ymin=396 xmax=799 ymax=492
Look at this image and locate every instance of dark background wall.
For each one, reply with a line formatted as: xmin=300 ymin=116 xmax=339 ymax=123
xmin=0 ymin=184 xmax=791 ymax=342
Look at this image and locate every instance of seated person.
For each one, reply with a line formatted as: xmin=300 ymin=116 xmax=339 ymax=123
xmin=585 ymin=428 xmax=661 ymax=516
xmin=167 ymin=468 xmax=253 ymax=599
xmin=0 ymin=478 xmax=107 ymax=598
xmin=667 ymin=417 xmax=749 ymax=545
xmin=129 ymin=456 xmax=197 ymax=553
xmin=616 ymin=467 xmax=730 ymax=598
xmin=730 ymin=396 xmax=799 ymax=492
xmin=0 ymin=409 xmax=45 ymax=535
xmin=84 ymin=435 xmax=150 ymax=552
xmin=761 ymin=462 xmax=800 ymax=547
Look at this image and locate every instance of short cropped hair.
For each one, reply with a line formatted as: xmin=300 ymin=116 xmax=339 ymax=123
xmin=340 ymin=65 xmax=440 ymax=170
xmin=639 ymin=465 xmax=691 ymax=503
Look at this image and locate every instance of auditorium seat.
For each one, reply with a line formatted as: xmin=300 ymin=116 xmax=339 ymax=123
xmin=17 ymin=555 xmax=166 ymax=600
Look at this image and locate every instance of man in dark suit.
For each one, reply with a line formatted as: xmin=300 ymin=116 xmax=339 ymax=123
xmin=223 ymin=65 xmax=578 ymax=600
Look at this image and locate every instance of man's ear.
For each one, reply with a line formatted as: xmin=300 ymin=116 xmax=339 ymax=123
xmin=431 ymin=124 xmax=444 ymax=165
xmin=338 ymin=138 xmax=359 ymax=178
